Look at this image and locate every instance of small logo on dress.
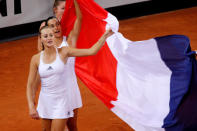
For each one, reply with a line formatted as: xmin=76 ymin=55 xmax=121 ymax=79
xmin=47 ymin=66 xmax=53 ymax=71
xmin=67 ymin=111 xmax=70 ymax=116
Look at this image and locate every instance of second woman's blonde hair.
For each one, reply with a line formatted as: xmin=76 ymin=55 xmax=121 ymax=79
xmin=53 ymin=0 xmax=66 ymax=8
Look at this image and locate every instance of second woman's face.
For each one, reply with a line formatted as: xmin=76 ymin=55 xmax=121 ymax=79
xmin=47 ymin=18 xmax=62 ymax=38
xmin=54 ymin=1 xmax=65 ymax=21
xmin=41 ymin=28 xmax=55 ymax=48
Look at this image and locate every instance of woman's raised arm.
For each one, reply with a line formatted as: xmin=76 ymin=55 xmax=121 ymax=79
xmin=67 ymin=0 xmax=82 ymax=48
xmin=61 ymin=29 xmax=113 ymax=57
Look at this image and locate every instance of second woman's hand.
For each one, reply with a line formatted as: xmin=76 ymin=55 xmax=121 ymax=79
xmin=104 ymin=29 xmax=114 ymax=39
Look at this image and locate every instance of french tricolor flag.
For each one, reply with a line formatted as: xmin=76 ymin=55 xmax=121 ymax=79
xmin=61 ymin=0 xmax=197 ymax=130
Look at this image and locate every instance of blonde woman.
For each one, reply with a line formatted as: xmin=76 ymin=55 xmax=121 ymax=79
xmin=26 ymin=26 xmax=113 ymax=131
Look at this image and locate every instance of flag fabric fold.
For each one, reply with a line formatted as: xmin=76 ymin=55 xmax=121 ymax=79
xmin=61 ymin=0 xmax=197 ymax=130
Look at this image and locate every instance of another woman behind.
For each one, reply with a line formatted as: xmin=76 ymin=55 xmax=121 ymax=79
xmin=53 ymin=0 xmax=65 ymax=21
xmin=47 ymin=0 xmax=82 ymax=129
xmin=38 ymin=0 xmax=66 ymax=51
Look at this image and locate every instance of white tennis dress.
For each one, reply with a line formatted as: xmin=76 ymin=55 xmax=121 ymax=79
xmin=37 ymin=49 xmax=74 ymax=119
xmin=58 ymin=36 xmax=82 ymax=110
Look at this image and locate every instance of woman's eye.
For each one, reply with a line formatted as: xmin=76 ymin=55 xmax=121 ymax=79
xmin=44 ymin=35 xmax=48 ymax=38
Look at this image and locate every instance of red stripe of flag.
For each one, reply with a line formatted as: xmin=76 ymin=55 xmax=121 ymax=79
xmin=61 ymin=0 xmax=118 ymax=108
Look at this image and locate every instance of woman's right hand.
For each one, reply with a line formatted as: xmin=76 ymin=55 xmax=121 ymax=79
xmin=29 ymin=107 xmax=40 ymax=120
xmin=104 ymin=29 xmax=114 ymax=39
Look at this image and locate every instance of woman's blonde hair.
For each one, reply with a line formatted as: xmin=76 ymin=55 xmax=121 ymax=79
xmin=39 ymin=26 xmax=51 ymax=51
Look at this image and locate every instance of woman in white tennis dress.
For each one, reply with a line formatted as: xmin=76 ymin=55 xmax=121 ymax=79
xmin=37 ymin=47 xmax=74 ymax=119
xmin=26 ymin=26 xmax=113 ymax=131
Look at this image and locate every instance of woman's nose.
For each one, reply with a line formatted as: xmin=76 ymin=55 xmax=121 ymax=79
xmin=54 ymin=26 xmax=58 ymax=30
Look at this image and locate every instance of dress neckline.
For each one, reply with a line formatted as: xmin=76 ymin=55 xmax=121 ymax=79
xmin=41 ymin=49 xmax=58 ymax=65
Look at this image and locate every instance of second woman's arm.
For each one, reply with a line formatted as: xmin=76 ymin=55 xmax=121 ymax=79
xmin=67 ymin=0 xmax=82 ymax=48
xmin=61 ymin=29 xmax=113 ymax=57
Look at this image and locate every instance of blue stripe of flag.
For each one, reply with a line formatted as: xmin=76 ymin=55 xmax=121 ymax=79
xmin=155 ymin=35 xmax=196 ymax=130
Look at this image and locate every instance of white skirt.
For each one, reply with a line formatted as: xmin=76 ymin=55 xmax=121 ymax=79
xmin=37 ymin=91 xmax=74 ymax=119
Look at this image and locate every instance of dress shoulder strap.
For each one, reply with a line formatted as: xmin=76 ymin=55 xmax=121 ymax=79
xmin=39 ymin=51 xmax=44 ymax=64
xmin=55 ymin=48 xmax=61 ymax=59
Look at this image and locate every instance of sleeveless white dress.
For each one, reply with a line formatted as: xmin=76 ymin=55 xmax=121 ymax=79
xmin=37 ymin=49 xmax=74 ymax=119
xmin=57 ymin=37 xmax=82 ymax=110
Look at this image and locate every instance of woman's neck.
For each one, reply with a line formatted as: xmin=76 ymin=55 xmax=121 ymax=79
xmin=55 ymin=37 xmax=63 ymax=47
xmin=44 ymin=46 xmax=56 ymax=56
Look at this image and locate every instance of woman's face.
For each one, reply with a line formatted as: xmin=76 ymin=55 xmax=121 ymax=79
xmin=40 ymin=28 xmax=55 ymax=48
xmin=54 ymin=1 xmax=66 ymax=21
xmin=47 ymin=18 xmax=62 ymax=38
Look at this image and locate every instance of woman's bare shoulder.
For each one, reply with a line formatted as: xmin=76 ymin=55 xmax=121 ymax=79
xmin=31 ymin=53 xmax=41 ymax=65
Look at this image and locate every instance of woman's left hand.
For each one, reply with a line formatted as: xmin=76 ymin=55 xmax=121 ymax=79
xmin=29 ymin=107 xmax=40 ymax=120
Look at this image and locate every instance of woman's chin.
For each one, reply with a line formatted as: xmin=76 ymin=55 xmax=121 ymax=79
xmin=46 ymin=43 xmax=55 ymax=48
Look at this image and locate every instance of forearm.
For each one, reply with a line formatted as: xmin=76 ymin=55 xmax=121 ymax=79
xmin=27 ymin=77 xmax=39 ymax=109
xmin=66 ymin=29 xmax=112 ymax=57
xmin=74 ymin=0 xmax=82 ymax=19
xmin=89 ymin=33 xmax=108 ymax=55
xmin=27 ymin=83 xmax=40 ymax=119
xmin=68 ymin=0 xmax=82 ymax=47
xmin=32 ymin=74 xmax=40 ymax=100
xmin=26 ymin=85 xmax=36 ymax=109
xmin=67 ymin=33 xmax=108 ymax=56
